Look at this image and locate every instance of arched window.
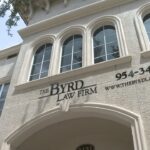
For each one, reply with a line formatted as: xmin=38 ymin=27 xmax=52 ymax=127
xmin=60 ymin=34 xmax=82 ymax=73
xmin=143 ymin=13 xmax=150 ymax=40
xmin=76 ymin=144 xmax=95 ymax=150
xmin=93 ymin=25 xmax=119 ymax=64
xmin=29 ymin=43 xmax=52 ymax=81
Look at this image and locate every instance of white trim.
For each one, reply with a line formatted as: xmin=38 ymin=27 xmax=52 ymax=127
xmin=0 ymin=44 xmax=20 ymax=59
xmin=87 ymin=15 xmax=128 ymax=66
xmin=17 ymin=34 xmax=55 ymax=84
xmin=15 ymin=55 xmax=131 ymax=92
xmin=135 ymin=2 xmax=150 ymax=53
xmin=18 ymin=0 xmax=136 ymax=38
xmin=1 ymin=103 xmax=147 ymax=150
xmin=54 ymin=26 xmax=86 ymax=74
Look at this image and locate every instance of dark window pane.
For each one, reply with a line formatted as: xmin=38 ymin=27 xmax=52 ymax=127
xmin=107 ymin=52 xmax=120 ymax=60
xmin=93 ymin=27 xmax=104 ymax=47
xmin=77 ymin=144 xmax=95 ymax=150
xmin=0 ymin=83 xmax=10 ymax=100
xmin=31 ymin=63 xmax=41 ymax=75
xmin=46 ymin=43 xmax=52 ymax=47
xmin=74 ymin=35 xmax=82 ymax=52
xmin=143 ymin=14 xmax=150 ymax=23
xmin=41 ymin=61 xmax=50 ymax=73
xmin=61 ymin=55 xmax=71 ymax=66
xmin=0 ymin=85 xmax=2 ymax=92
xmin=72 ymin=63 xmax=82 ymax=69
xmin=144 ymin=22 xmax=150 ymax=33
xmin=33 ymin=45 xmax=45 ymax=64
xmin=40 ymin=72 xmax=48 ymax=78
xmin=62 ymin=36 xmax=73 ymax=56
xmin=94 ymin=45 xmax=105 ymax=58
xmin=143 ymin=14 xmax=150 ymax=41
xmin=106 ymin=42 xmax=119 ymax=54
xmin=73 ymin=52 xmax=82 ymax=63
xmin=44 ymin=45 xmax=52 ymax=61
xmin=148 ymin=33 xmax=150 ymax=40
xmin=0 ymin=101 xmax=4 ymax=110
xmin=94 ymin=56 xmax=106 ymax=63
xmin=30 ymin=74 xmax=39 ymax=81
xmin=105 ymin=33 xmax=117 ymax=43
xmin=104 ymin=25 xmax=116 ymax=37
xmin=60 ymin=65 xmax=71 ymax=73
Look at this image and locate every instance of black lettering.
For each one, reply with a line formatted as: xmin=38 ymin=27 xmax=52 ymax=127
xmin=50 ymin=83 xmax=59 ymax=96
xmin=67 ymin=82 xmax=75 ymax=92
xmin=90 ymin=86 xmax=97 ymax=94
xmin=78 ymin=90 xmax=84 ymax=97
xmin=60 ymin=83 xmax=67 ymax=93
xmin=67 ymin=92 xmax=75 ymax=99
xmin=85 ymin=89 xmax=90 ymax=95
xmin=75 ymin=80 xmax=84 ymax=89
xmin=63 ymin=94 xmax=68 ymax=100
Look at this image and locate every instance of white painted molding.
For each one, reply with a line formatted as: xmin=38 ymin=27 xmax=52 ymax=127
xmin=2 ymin=103 xmax=147 ymax=150
xmin=18 ymin=0 xmax=136 ymax=38
xmin=1 ymin=142 xmax=10 ymax=150
xmin=140 ymin=50 xmax=150 ymax=58
xmin=0 ymin=44 xmax=20 ymax=59
xmin=87 ymin=15 xmax=128 ymax=64
xmin=17 ymin=34 xmax=56 ymax=84
xmin=54 ymin=25 xmax=87 ymax=74
xmin=15 ymin=55 xmax=132 ymax=92
xmin=135 ymin=2 xmax=150 ymax=52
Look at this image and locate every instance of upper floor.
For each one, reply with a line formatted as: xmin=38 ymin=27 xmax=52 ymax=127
xmin=1 ymin=0 xmax=150 ymax=115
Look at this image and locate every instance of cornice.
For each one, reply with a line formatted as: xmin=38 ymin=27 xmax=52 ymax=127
xmin=0 ymin=44 xmax=21 ymax=59
xmin=15 ymin=55 xmax=132 ymax=93
xmin=18 ymin=0 xmax=136 ymax=38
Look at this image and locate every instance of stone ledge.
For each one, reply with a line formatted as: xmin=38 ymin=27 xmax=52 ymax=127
xmin=18 ymin=0 xmax=136 ymax=38
xmin=15 ymin=56 xmax=132 ymax=93
xmin=141 ymin=51 xmax=150 ymax=58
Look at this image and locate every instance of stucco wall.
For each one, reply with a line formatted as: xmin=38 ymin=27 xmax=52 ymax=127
xmin=0 ymin=0 xmax=150 ymax=149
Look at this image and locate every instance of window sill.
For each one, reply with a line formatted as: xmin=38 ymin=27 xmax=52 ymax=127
xmin=140 ymin=51 xmax=150 ymax=58
xmin=15 ymin=56 xmax=132 ymax=93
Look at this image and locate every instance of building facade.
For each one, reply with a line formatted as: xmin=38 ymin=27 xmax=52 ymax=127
xmin=0 ymin=0 xmax=150 ymax=150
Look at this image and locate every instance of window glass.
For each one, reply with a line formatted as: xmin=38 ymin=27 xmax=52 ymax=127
xmin=60 ymin=34 xmax=82 ymax=73
xmin=30 ymin=43 xmax=52 ymax=81
xmin=143 ymin=14 xmax=150 ymax=40
xmin=62 ymin=36 xmax=73 ymax=55
xmin=74 ymin=35 xmax=82 ymax=52
xmin=93 ymin=25 xmax=119 ymax=64
xmin=0 ymin=83 xmax=10 ymax=116
xmin=77 ymin=144 xmax=95 ymax=150
xmin=93 ymin=27 xmax=104 ymax=47
xmin=1 ymin=83 xmax=10 ymax=100
xmin=73 ymin=52 xmax=82 ymax=63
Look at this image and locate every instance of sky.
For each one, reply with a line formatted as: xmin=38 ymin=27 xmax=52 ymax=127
xmin=0 ymin=1 xmax=26 ymax=50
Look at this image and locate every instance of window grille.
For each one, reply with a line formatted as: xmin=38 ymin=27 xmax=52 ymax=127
xmin=143 ymin=13 xmax=150 ymax=40
xmin=93 ymin=25 xmax=119 ymax=63
xmin=0 ymin=83 xmax=10 ymax=115
xmin=60 ymin=34 xmax=82 ymax=73
xmin=76 ymin=144 xmax=95 ymax=150
xmin=30 ymin=43 xmax=52 ymax=81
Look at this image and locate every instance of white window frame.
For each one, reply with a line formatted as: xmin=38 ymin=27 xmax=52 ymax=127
xmin=54 ymin=26 xmax=86 ymax=74
xmin=87 ymin=16 xmax=128 ymax=65
xmin=93 ymin=25 xmax=120 ymax=64
xmin=135 ymin=2 xmax=150 ymax=56
xmin=29 ymin=43 xmax=53 ymax=81
xmin=60 ymin=34 xmax=83 ymax=73
xmin=0 ymin=83 xmax=10 ymax=114
xmin=17 ymin=35 xmax=55 ymax=84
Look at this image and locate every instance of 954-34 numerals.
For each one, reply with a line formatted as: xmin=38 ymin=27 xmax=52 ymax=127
xmin=115 ymin=66 xmax=150 ymax=80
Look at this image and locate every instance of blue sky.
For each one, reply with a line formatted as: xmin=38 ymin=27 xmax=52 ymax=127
xmin=0 ymin=1 xmax=26 ymax=50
